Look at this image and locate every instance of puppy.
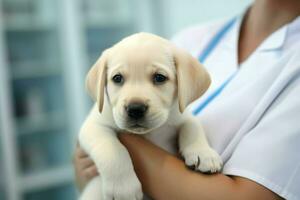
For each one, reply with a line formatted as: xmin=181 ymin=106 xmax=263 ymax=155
xmin=79 ymin=33 xmax=222 ymax=200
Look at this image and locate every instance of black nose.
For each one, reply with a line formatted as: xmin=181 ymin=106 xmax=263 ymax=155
xmin=126 ymin=103 xmax=148 ymax=120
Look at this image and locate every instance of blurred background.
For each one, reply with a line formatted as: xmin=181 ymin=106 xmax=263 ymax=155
xmin=0 ymin=0 xmax=252 ymax=199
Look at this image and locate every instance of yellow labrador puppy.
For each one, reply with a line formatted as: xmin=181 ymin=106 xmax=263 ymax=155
xmin=79 ymin=33 xmax=222 ymax=200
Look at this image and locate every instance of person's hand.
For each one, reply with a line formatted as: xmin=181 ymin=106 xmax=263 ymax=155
xmin=73 ymin=142 xmax=99 ymax=191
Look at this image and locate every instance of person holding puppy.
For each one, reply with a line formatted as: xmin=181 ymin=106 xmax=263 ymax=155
xmin=74 ymin=0 xmax=300 ymax=199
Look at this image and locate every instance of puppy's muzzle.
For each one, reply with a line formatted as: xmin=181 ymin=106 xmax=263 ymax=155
xmin=126 ymin=102 xmax=148 ymax=120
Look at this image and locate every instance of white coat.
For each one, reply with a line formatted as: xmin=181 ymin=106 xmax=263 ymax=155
xmin=172 ymin=13 xmax=300 ymax=200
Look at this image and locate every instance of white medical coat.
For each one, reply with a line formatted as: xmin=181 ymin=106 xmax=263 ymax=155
xmin=172 ymin=14 xmax=300 ymax=200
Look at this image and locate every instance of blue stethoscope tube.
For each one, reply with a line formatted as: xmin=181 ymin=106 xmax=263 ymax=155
xmin=193 ymin=18 xmax=238 ymax=115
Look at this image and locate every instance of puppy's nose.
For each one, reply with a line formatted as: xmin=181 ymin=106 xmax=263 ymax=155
xmin=126 ymin=103 xmax=148 ymax=120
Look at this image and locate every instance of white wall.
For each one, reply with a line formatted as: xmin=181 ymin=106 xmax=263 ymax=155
xmin=158 ymin=0 xmax=253 ymax=37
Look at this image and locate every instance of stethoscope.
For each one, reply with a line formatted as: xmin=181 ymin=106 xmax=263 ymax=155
xmin=193 ymin=18 xmax=238 ymax=115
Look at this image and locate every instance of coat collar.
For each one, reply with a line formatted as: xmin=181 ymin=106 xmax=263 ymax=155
xmin=224 ymin=13 xmax=300 ymax=52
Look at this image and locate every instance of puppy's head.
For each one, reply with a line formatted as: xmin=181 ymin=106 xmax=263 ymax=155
xmin=86 ymin=33 xmax=210 ymax=134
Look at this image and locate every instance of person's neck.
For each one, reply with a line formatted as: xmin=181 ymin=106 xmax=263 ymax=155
xmin=238 ymin=0 xmax=300 ymax=64
xmin=247 ymin=0 xmax=300 ymax=36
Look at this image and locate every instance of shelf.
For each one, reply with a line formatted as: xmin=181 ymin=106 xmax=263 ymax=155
xmin=4 ymin=19 xmax=55 ymax=32
xmin=11 ymin=62 xmax=61 ymax=80
xmin=84 ymin=18 xmax=130 ymax=29
xmin=11 ymin=61 xmax=61 ymax=80
xmin=17 ymin=111 xmax=66 ymax=135
xmin=18 ymin=164 xmax=74 ymax=193
xmin=5 ymin=24 xmax=55 ymax=32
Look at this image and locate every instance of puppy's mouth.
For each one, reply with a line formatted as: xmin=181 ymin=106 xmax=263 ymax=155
xmin=113 ymin=108 xmax=169 ymax=134
xmin=125 ymin=122 xmax=150 ymax=134
xmin=130 ymin=124 xmax=144 ymax=128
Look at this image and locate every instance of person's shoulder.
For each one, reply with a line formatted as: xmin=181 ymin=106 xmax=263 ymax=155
xmin=171 ymin=18 xmax=230 ymax=54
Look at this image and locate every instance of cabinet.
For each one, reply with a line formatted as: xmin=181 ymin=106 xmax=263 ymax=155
xmin=0 ymin=0 xmax=154 ymax=199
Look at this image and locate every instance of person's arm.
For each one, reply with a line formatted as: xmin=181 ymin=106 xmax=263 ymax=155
xmin=73 ymin=142 xmax=99 ymax=192
xmin=119 ymin=134 xmax=283 ymax=200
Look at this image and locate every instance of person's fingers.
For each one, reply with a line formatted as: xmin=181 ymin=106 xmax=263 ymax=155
xmin=73 ymin=141 xmax=98 ymax=191
xmin=84 ymin=165 xmax=99 ymax=179
xmin=77 ymin=146 xmax=89 ymax=158
xmin=80 ymin=157 xmax=95 ymax=169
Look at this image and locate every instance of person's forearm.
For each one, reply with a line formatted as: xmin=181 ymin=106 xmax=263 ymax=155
xmin=119 ymin=134 xmax=281 ymax=200
xmin=119 ymin=134 xmax=235 ymax=200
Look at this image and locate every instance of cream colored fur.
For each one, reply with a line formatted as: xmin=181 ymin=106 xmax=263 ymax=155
xmin=79 ymin=33 xmax=222 ymax=200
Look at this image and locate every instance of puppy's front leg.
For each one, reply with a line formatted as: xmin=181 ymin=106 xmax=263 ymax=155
xmin=179 ymin=116 xmax=223 ymax=173
xmin=79 ymin=113 xmax=143 ymax=200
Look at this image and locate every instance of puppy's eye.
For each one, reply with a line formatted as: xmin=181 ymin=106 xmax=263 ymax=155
xmin=153 ymin=73 xmax=167 ymax=84
xmin=112 ymin=74 xmax=124 ymax=84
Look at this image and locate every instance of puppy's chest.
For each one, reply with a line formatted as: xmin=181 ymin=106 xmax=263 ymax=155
xmin=143 ymin=124 xmax=178 ymax=155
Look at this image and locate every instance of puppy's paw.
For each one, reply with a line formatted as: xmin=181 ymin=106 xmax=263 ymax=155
xmin=183 ymin=146 xmax=223 ymax=173
xmin=102 ymin=172 xmax=143 ymax=200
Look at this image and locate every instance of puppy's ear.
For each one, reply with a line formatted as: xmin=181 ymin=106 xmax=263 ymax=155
xmin=173 ymin=46 xmax=211 ymax=113
xmin=86 ymin=50 xmax=109 ymax=113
